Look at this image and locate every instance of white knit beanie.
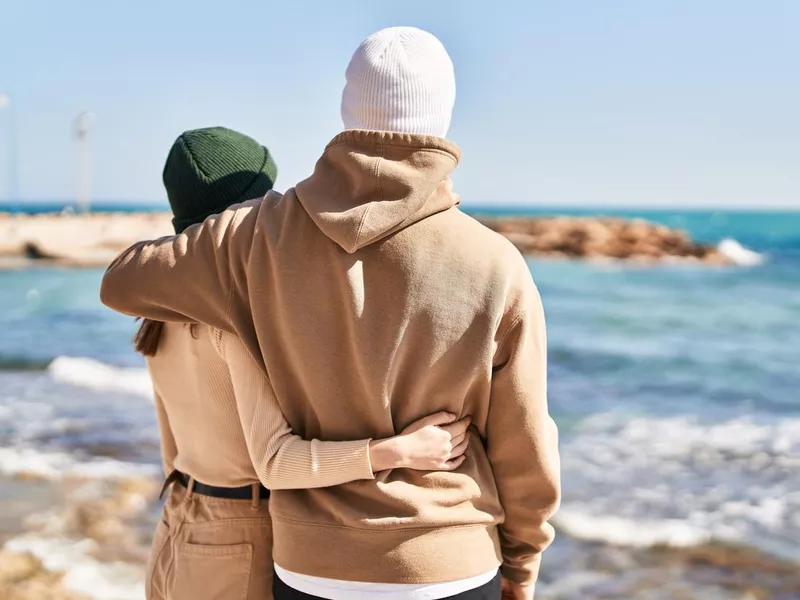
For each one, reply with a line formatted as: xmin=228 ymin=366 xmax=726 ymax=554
xmin=341 ymin=27 xmax=456 ymax=138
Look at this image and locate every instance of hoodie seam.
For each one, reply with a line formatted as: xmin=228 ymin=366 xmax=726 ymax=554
xmin=271 ymin=515 xmax=493 ymax=534
xmin=224 ymin=207 xmax=247 ymax=323
xmin=494 ymin=313 xmax=524 ymax=366
xmin=327 ymin=141 xmax=457 ymax=166
xmin=325 ymin=131 xmax=460 ymax=163
xmin=353 ymin=139 xmax=386 ymax=252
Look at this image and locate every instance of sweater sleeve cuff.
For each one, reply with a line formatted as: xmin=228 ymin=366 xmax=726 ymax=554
xmin=501 ymin=554 xmax=542 ymax=587
xmin=318 ymin=439 xmax=375 ymax=482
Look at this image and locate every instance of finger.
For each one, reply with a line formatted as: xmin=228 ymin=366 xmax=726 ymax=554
xmin=440 ymin=417 xmax=471 ymax=438
xmin=441 ymin=454 xmax=466 ymax=471
xmin=449 ymin=438 xmax=469 ymax=458
xmin=404 ymin=411 xmax=457 ymax=433
xmin=449 ymin=432 xmax=467 ymax=447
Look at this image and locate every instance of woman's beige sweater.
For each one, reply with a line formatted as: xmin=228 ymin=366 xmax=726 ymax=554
xmin=147 ymin=322 xmax=375 ymax=489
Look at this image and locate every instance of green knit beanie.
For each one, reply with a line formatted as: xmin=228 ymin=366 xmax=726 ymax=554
xmin=162 ymin=127 xmax=278 ymax=233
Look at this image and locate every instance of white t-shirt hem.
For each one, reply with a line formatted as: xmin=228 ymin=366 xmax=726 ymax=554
xmin=274 ymin=565 xmax=498 ymax=600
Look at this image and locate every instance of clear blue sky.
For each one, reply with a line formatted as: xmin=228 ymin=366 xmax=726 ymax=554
xmin=1 ymin=0 xmax=798 ymax=207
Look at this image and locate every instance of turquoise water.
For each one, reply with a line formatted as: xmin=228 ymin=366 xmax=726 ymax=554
xmin=0 ymin=201 xmax=168 ymax=214
xmin=0 ymin=207 xmax=798 ymax=585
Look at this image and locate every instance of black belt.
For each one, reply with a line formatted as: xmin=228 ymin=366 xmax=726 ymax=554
xmin=160 ymin=470 xmax=269 ymax=501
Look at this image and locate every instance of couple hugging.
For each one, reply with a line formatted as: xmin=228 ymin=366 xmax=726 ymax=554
xmin=101 ymin=26 xmax=560 ymax=600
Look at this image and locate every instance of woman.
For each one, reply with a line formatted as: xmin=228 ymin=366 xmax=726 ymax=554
xmin=139 ymin=127 xmax=470 ymax=600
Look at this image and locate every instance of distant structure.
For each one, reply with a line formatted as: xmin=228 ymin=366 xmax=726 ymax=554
xmin=73 ymin=111 xmax=94 ymax=213
xmin=0 ymin=93 xmax=17 ymax=209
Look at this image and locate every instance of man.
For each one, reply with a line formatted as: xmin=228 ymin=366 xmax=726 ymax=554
xmin=101 ymin=26 xmax=560 ymax=600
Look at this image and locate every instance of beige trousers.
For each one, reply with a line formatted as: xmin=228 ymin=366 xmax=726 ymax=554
xmin=146 ymin=479 xmax=273 ymax=600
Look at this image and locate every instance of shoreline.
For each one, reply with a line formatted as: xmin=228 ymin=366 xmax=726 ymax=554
xmin=0 ymin=470 xmax=796 ymax=600
xmin=0 ymin=211 xmax=744 ymax=269
xmin=0 ymin=357 xmax=795 ymax=599
xmin=0 ymin=473 xmax=158 ymax=600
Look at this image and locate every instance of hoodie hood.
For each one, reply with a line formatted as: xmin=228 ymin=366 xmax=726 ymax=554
xmin=295 ymin=130 xmax=461 ymax=253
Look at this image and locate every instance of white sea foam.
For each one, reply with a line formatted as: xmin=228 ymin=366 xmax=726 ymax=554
xmin=559 ymin=414 xmax=800 ymax=558
xmin=4 ymin=535 xmax=144 ymax=600
xmin=555 ymin=510 xmax=711 ymax=547
xmin=717 ymin=238 xmax=765 ymax=266
xmin=0 ymin=447 xmax=159 ymax=480
xmin=48 ymin=356 xmax=153 ymax=400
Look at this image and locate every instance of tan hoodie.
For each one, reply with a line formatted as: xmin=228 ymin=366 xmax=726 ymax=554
xmin=101 ymin=130 xmax=560 ymax=587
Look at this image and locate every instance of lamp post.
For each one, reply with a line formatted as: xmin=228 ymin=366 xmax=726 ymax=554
xmin=73 ymin=111 xmax=94 ymax=213
xmin=0 ymin=93 xmax=18 ymax=212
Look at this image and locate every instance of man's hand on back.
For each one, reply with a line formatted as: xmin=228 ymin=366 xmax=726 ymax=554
xmin=501 ymin=577 xmax=534 ymax=600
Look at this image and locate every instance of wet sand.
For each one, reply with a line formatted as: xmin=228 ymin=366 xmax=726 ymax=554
xmin=0 ymin=477 xmax=61 ymax=544
xmin=0 ymin=474 xmax=158 ymax=600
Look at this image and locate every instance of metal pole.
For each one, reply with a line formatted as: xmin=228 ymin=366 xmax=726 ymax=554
xmin=9 ymin=99 xmax=18 ymax=212
xmin=0 ymin=93 xmax=16 ymax=211
xmin=73 ymin=111 xmax=93 ymax=213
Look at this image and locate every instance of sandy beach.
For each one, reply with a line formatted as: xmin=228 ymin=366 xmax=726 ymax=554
xmin=0 ymin=213 xmax=173 ymax=269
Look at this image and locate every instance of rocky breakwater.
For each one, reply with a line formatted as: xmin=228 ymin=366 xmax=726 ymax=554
xmin=480 ymin=216 xmax=733 ymax=265
xmin=0 ymin=212 xmax=173 ymax=268
xmin=1 ymin=212 xmax=756 ymax=268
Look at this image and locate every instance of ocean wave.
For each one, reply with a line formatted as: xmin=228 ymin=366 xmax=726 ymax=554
xmin=555 ymin=510 xmax=711 ymax=548
xmin=0 ymin=355 xmax=52 ymax=371
xmin=48 ymin=356 xmax=153 ymax=399
xmin=717 ymin=238 xmax=765 ymax=266
xmin=4 ymin=535 xmax=144 ymax=600
xmin=0 ymin=447 xmax=160 ymax=480
xmin=560 ymin=414 xmax=800 ymax=559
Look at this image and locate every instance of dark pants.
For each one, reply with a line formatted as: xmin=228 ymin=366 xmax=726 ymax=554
xmin=274 ymin=570 xmax=502 ymax=600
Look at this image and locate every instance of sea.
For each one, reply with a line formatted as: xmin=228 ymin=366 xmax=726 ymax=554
xmin=1 ymin=202 xmax=799 ymax=599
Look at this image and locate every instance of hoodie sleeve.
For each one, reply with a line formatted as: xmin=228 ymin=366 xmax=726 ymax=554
xmin=99 ymin=201 xmax=260 ymax=333
xmin=486 ymin=264 xmax=561 ymax=587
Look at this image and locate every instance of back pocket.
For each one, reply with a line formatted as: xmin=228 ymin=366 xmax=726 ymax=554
xmin=172 ymin=542 xmax=253 ymax=600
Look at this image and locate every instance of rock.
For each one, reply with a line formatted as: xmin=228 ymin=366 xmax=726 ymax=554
xmin=479 ymin=216 xmax=731 ymax=265
xmin=23 ymin=242 xmax=56 ymax=260
xmin=0 ymin=551 xmax=42 ymax=583
xmin=0 ymin=550 xmax=88 ymax=600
